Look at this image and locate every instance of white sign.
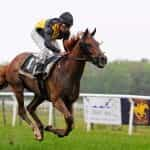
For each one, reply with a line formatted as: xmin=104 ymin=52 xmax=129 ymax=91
xmin=83 ymin=96 xmax=121 ymax=125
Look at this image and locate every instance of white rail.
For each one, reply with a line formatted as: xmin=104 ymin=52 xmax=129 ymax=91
xmin=0 ymin=92 xmax=150 ymax=135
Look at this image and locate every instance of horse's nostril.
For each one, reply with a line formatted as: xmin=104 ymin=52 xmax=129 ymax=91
xmin=104 ymin=56 xmax=107 ymax=64
xmin=99 ymin=56 xmax=107 ymax=65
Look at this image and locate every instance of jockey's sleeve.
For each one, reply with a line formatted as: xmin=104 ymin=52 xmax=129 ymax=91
xmin=44 ymin=40 xmax=60 ymax=53
xmin=44 ymin=21 xmax=60 ymax=53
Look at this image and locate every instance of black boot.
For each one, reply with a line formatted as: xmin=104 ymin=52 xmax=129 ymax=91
xmin=38 ymin=77 xmax=47 ymax=99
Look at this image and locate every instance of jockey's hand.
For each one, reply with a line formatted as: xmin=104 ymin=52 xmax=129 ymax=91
xmin=60 ymin=51 xmax=70 ymax=56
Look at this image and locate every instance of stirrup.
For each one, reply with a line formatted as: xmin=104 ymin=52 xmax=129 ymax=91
xmin=33 ymin=71 xmax=42 ymax=76
xmin=35 ymin=72 xmax=48 ymax=80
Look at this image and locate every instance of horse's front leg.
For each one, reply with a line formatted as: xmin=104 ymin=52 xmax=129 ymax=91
xmin=27 ymin=95 xmax=45 ymax=141
xmin=64 ymin=103 xmax=74 ymax=135
xmin=45 ymin=98 xmax=73 ymax=137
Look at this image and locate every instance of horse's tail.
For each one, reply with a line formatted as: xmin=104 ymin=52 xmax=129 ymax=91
xmin=0 ymin=65 xmax=8 ymax=90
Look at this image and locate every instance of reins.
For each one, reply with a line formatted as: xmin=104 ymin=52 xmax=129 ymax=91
xmin=66 ymin=56 xmax=87 ymax=61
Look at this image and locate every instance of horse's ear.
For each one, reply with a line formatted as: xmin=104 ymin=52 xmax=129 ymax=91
xmin=82 ymin=28 xmax=89 ymax=39
xmin=91 ymin=28 xmax=96 ymax=36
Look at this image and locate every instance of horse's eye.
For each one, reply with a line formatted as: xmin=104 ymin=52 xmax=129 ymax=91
xmin=84 ymin=44 xmax=93 ymax=55
xmin=80 ymin=42 xmax=91 ymax=50
xmin=86 ymin=43 xmax=92 ymax=48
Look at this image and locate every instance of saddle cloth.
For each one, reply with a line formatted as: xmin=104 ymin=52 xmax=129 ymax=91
xmin=19 ymin=54 xmax=62 ymax=79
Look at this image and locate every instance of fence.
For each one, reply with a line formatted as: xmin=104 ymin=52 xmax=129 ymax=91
xmin=0 ymin=92 xmax=150 ymax=135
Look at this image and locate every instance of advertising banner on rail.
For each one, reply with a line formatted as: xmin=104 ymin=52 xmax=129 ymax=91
xmin=83 ymin=96 xmax=122 ymax=125
xmin=133 ymin=98 xmax=150 ymax=125
xmin=121 ymin=98 xmax=150 ymax=125
xmin=83 ymin=96 xmax=150 ymax=126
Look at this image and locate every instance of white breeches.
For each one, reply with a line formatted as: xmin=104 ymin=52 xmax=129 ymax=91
xmin=31 ymin=29 xmax=60 ymax=63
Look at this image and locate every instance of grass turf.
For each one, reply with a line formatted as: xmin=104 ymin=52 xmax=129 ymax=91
xmin=0 ymin=124 xmax=150 ymax=150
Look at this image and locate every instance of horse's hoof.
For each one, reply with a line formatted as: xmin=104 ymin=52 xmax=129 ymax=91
xmin=34 ymin=132 xmax=43 ymax=141
xmin=33 ymin=127 xmax=43 ymax=141
xmin=45 ymin=125 xmax=52 ymax=131
xmin=57 ymin=134 xmax=65 ymax=138
xmin=57 ymin=131 xmax=66 ymax=138
xmin=35 ymin=136 xmax=43 ymax=141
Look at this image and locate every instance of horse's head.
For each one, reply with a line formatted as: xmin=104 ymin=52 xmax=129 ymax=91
xmin=78 ymin=28 xmax=107 ymax=68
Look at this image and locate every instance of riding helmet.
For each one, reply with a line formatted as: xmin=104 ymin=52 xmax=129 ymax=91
xmin=59 ymin=12 xmax=73 ymax=27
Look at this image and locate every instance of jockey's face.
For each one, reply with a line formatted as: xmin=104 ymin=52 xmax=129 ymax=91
xmin=60 ymin=24 xmax=71 ymax=33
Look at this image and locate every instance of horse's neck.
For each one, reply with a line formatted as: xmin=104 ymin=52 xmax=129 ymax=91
xmin=66 ymin=45 xmax=86 ymax=80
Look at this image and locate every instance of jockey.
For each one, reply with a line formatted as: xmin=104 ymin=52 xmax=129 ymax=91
xmin=31 ymin=12 xmax=73 ymax=76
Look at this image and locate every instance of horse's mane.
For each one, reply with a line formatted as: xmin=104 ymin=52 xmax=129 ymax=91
xmin=64 ymin=32 xmax=83 ymax=51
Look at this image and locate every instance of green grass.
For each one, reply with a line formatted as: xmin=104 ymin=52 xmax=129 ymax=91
xmin=1 ymin=107 xmax=150 ymax=149
xmin=0 ymin=124 xmax=150 ymax=150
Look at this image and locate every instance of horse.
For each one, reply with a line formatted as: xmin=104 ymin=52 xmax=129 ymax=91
xmin=0 ymin=28 xmax=107 ymax=141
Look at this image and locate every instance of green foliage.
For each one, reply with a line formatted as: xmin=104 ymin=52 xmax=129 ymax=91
xmin=80 ymin=60 xmax=150 ymax=95
xmin=1 ymin=59 xmax=150 ymax=95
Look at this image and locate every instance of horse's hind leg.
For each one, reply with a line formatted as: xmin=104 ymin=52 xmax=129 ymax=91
xmin=12 ymin=86 xmax=41 ymax=140
xmin=45 ymin=98 xmax=73 ymax=137
xmin=27 ymin=95 xmax=44 ymax=141
xmin=12 ymin=86 xmax=32 ymax=125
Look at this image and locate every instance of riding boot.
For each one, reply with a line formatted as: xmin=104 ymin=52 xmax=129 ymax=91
xmin=37 ymin=76 xmax=47 ymax=99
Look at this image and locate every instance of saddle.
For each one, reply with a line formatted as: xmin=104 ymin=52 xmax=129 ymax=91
xmin=19 ymin=53 xmax=63 ymax=99
xmin=19 ymin=54 xmax=62 ymax=79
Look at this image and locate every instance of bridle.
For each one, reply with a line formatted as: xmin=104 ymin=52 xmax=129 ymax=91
xmin=66 ymin=55 xmax=87 ymax=61
xmin=63 ymin=54 xmax=102 ymax=63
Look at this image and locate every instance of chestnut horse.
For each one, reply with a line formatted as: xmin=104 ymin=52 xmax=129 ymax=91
xmin=0 ymin=29 xmax=107 ymax=141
